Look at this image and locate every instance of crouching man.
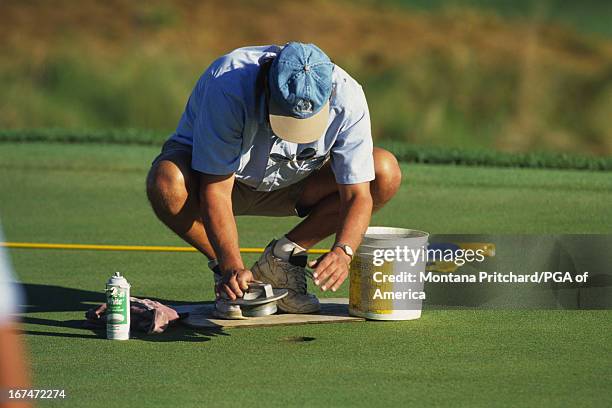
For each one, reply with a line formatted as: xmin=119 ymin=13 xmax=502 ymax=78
xmin=146 ymin=42 xmax=401 ymax=317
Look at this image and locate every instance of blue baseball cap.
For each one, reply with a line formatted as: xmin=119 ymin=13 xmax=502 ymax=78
xmin=268 ymin=42 xmax=334 ymax=143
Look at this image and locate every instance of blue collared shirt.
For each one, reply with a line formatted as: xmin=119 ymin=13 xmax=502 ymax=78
xmin=170 ymin=45 xmax=374 ymax=191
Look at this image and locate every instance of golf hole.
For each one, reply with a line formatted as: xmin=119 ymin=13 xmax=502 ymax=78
xmin=279 ymin=336 xmax=315 ymax=343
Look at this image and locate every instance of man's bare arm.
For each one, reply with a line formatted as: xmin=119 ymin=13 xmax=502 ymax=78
xmin=199 ymin=173 xmax=252 ymax=299
xmin=311 ymin=182 xmax=373 ymax=291
xmin=335 ymin=182 xmax=373 ymax=251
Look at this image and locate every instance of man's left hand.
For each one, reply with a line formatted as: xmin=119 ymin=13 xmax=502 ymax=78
xmin=309 ymin=247 xmax=351 ymax=292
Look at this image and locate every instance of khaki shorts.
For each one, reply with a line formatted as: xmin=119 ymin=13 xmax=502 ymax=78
xmin=151 ymin=140 xmax=310 ymax=217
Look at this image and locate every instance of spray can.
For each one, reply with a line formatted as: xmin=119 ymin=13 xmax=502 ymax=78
xmin=105 ymin=272 xmax=130 ymax=340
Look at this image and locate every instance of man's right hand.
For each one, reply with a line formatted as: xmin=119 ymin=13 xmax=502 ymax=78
xmin=216 ymin=268 xmax=254 ymax=300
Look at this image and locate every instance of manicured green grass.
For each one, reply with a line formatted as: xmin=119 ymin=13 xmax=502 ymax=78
xmin=1 ymin=142 xmax=611 ymax=407
xmin=1 ymin=142 xmax=610 ymax=241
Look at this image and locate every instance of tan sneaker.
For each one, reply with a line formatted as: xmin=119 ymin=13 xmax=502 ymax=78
xmin=251 ymin=240 xmax=320 ymax=314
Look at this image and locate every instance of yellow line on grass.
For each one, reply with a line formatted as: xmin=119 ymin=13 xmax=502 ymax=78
xmin=0 ymin=241 xmax=329 ymax=254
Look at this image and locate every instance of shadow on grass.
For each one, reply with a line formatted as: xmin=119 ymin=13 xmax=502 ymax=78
xmin=23 ymin=283 xmax=200 ymax=313
xmin=21 ymin=283 xmax=228 ymax=342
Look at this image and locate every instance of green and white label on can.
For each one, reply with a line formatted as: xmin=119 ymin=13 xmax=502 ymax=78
xmin=106 ymin=271 xmax=130 ymax=340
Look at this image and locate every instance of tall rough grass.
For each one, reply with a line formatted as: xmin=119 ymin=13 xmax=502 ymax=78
xmin=0 ymin=0 xmax=611 ymax=155
xmin=3 ymin=128 xmax=610 ymax=171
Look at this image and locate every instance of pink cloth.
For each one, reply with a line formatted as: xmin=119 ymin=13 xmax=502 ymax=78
xmin=84 ymin=297 xmax=180 ymax=334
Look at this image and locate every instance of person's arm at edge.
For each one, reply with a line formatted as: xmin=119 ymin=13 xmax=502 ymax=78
xmin=0 ymin=322 xmax=31 ymax=408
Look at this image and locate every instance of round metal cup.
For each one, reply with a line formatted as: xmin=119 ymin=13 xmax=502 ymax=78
xmin=240 ymin=302 xmax=279 ymax=317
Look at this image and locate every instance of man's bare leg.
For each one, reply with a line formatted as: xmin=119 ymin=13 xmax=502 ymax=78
xmin=146 ymin=148 xmax=402 ymax=257
xmin=286 ymin=147 xmax=402 ymax=248
xmin=146 ymin=153 xmax=217 ymax=260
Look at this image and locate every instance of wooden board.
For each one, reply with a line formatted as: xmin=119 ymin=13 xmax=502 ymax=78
xmin=173 ymin=298 xmax=364 ymax=329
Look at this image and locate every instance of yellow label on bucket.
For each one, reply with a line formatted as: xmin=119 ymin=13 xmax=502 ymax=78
xmin=367 ymin=260 xmax=394 ymax=314
xmin=349 ymin=255 xmax=394 ymax=315
xmin=349 ymin=258 xmax=362 ymax=313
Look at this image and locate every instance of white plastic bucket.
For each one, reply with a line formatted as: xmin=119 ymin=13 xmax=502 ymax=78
xmin=349 ymin=227 xmax=429 ymax=320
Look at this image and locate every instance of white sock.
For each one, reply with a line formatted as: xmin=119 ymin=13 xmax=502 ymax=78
xmin=273 ymin=236 xmax=306 ymax=261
